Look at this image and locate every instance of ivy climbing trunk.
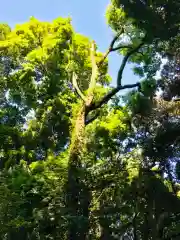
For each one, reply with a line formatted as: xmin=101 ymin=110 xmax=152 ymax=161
xmin=66 ymin=103 xmax=91 ymax=240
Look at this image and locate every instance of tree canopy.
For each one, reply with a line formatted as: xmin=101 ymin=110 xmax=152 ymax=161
xmin=0 ymin=0 xmax=180 ymax=239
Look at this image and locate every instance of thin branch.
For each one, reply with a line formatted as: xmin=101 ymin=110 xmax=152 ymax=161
xmin=72 ymin=72 xmax=86 ymax=102
xmin=98 ymin=28 xmax=124 ymax=66
xmin=89 ymin=82 xmax=140 ymax=112
xmin=109 ymin=31 xmax=123 ymax=49
xmin=117 ymin=42 xmax=145 ymax=86
xmin=111 ymin=45 xmax=132 ymax=52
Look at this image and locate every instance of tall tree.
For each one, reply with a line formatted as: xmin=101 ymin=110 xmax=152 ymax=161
xmin=0 ymin=0 xmax=180 ymax=239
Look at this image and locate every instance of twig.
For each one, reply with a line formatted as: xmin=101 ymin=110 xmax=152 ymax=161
xmin=111 ymin=45 xmax=132 ymax=52
xmin=117 ymin=42 xmax=145 ymax=86
xmin=98 ymin=28 xmax=124 ymax=66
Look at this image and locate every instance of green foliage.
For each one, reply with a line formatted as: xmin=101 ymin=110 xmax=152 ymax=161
xmin=0 ymin=1 xmax=180 ymax=239
xmin=125 ymin=91 xmax=152 ymax=116
xmin=0 ymin=23 xmax=11 ymax=40
xmin=113 ymin=0 xmax=180 ymax=41
xmin=140 ymin=78 xmax=156 ymax=97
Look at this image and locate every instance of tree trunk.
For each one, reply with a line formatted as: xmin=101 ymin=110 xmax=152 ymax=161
xmin=66 ymin=103 xmax=91 ymax=240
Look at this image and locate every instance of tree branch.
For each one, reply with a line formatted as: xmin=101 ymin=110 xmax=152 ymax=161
xmin=117 ymin=42 xmax=145 ymax=86
xmin=98 ymin=28 xmax=124 ymax=66
xmin=87 ymin=40 xmax=145 ymax=112
xmin=89 ymin=82 xmax=140 ymax=112
xmin=72 ymin=72 xmax=86 ymax=102
xmin=111 ymin=45 xmax=132 ymax=52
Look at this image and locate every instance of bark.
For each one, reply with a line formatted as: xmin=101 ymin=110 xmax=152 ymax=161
xmin=66 ymin=103 xmax=91 ymax=240
xmin=66 ymin=41 xmax=97 ymax=239
xmin=66 ymin=90 xmax=96 ymax=240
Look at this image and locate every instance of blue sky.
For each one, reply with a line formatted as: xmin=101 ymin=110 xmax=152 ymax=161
xmin=1 ymin=0 xmax=139 ymax=86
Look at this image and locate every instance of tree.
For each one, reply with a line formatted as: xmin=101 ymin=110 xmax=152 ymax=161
xmin=0 ymin=0 xmax=180 ymax=239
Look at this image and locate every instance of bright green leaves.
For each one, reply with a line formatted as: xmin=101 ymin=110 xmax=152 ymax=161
xmin=85 ymin=106 xmax=130 ymax=161
xmin=0 ymin=23 xmax=11 ymax=40
xmin=87 ymin=106 xmax=129 ymax=139
xmin=71 ymin=34 xmax=91 ymax=63
xmin=30 ymin=152 xmax=68 ymax=180
xmin=67 ymin=33 xmax=92 ymax=90
xmin=52 ymin=16 xmax=73 ymax=40
xmin=106 ymin=2 xmax=127 ymax=32
xmin=99 ymin=109 xmax=128 ymax=136
xmin=0 ymin=17 xmax=88 ymax=158
xmin=2 ymin=17 xmax=73 ymax=58
xmin=27 ymin=47 xmax=48 ymax=64
xmin=25 ymin=17 xmax=73 ymax=66
xmin=0 ymin=17 xmax=74 ymax=110
xmin=124 ymin=149 xmax=142 ymax=181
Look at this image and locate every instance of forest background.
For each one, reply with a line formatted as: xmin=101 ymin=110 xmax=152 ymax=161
xmin=0 ymin=0 xmax=180 ymax=239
